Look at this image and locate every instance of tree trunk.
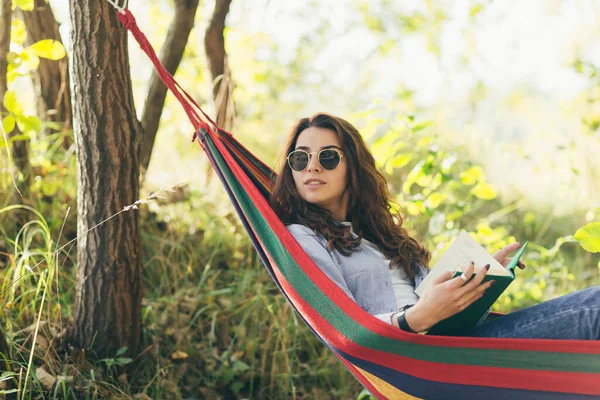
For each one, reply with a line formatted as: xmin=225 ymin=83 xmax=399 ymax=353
xmin=69 ymin=0 xmax=142 ymax=358
xmin=1 ymin=0 xmax=30 ymax=190
xmin=21 ymin=0 xmax=72 ymax=146
xmin=205 ymin=0 xmax=234 ymax=131
xmin=140 ymin=0 xmax=200 ymax=175
xmin=0 ymin=0 xmax=10 ymax=98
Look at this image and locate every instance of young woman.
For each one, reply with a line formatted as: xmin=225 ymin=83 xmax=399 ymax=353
xmin=270 ymin=113 xmax=600 ymax=339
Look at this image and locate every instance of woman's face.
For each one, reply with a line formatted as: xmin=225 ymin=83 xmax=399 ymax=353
xmin=291 ymin=127 xmax=349 ymax=221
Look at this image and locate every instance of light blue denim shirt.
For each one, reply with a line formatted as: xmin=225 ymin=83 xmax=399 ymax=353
xmin=287 ymin=223 xmax=428 ymax=324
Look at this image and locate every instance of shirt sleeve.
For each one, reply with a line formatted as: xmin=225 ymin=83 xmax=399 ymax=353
xmin=287 ymin=226 xmax=357 ymax=303
xmin=374 ymin=311 xmax=395 ymax=325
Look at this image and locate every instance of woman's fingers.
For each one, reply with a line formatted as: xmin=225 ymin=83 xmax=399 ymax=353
xmin=458 ymin=263 xmax=490 ymax=294
xmin=447 ymin=263 xmax=475 ymax=289
xmin=493 ymin=242 xmax=521 ymax=261
xmin=432 ymin=270 xmax=455 ymax=285
xmin=461 ymin=278 xmax=495 ymax=308
xmin=504 ymin=257 xmax=527 ymax=269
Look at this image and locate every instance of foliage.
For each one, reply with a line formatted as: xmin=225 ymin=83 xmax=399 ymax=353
xmin=574 ymin=222 xmax=600 ymax=253
xmin=351 ymin=104 xmax=598 ymax=312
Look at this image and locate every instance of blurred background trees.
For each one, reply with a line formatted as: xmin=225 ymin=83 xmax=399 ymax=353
xmin=0 ymin=0 xmax=598 ymax=398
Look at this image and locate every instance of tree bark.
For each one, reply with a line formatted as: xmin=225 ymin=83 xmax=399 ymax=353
xmin=69 ymin=0 xmax=142 ymax=358
xmin=0 ymin=0 xmax=10 ymax=98
xmin=1 ymin=0 xmax=30 ymax=189
xmin=21 ymin=0 xmax=72 ymax=145
xmin=140 ymin=0 xmax=200 ymax=175
xmin=205 ymin=0 xmax=234 ymax=130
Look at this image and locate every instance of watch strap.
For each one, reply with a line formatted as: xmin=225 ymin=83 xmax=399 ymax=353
xmin=397 ymin=311 xmax=418 ymax=333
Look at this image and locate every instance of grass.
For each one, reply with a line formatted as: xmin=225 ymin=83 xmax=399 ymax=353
xmin=0 ymin=182 xmax=364 ymax=399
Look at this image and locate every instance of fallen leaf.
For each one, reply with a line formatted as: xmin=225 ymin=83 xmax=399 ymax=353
xmin=118 ymin=373 xmax=128 ymax=385
xmin=36 ymin=367 xmax=55 ymax=389
xmin=171 ymin=350 xmax=189 ymax=360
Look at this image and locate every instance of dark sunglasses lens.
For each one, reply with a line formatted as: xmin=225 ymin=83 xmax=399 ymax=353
xmin=289 ymin=151 xmax=309 ymax=171
xmin=319 ymin=150 xmax=341 ymax=170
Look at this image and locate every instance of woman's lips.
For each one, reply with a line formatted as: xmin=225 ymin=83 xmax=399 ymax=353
xmin=305 ymin=178 xmax=326 ymax=186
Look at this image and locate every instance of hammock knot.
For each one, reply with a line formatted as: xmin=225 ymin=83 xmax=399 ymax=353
xmin=117 ymin=9 xmax=136 ymax=31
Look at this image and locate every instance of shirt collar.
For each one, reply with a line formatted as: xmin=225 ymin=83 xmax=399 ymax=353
xmin=336 ymin=220 xmax=354 ymax=233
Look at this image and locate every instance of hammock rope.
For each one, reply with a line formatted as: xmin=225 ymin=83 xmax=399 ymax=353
xmin=111 ymin=6 xmax=600 ymax=399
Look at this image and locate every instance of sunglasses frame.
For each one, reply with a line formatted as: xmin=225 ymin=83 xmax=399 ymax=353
xmin=287 ymin=148 xmax=344 ymax=172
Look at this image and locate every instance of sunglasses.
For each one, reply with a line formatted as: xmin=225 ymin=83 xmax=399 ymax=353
xmin=287 ymin=149 xmax=344 ymax=172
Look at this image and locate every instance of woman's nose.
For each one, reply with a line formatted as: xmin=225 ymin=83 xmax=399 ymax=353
xmin=306 ymin=154 xmax=321 ymax=172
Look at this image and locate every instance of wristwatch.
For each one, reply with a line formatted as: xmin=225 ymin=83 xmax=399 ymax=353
xmin=396 ymin=306 xmax=428 ymax=335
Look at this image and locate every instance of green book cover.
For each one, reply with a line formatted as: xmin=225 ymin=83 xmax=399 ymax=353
xmin=415 ymin=231 xmax=528 ymax=336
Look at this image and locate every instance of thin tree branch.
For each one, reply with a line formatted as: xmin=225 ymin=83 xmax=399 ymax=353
xmin=204 ymin=0 xmax=234 ymax=130
xmin=140 ymin=0 xmax=200 ymax=175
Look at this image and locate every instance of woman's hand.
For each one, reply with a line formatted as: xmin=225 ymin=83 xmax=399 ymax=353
xmin=403 ymin=263 xmax=495 ymax=332
xmin=493 ymin=242 xmax=526 ymax=270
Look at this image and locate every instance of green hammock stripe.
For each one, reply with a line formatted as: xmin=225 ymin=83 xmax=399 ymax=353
xmin=203 ymin=131 xmax=600 ymax=374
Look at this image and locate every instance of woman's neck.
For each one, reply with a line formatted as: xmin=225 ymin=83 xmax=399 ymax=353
xmin=328 ymin=192 xmax=349 ymax=221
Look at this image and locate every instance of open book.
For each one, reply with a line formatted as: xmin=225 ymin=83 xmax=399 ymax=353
xmin=415 ymin=230 xmax=528 ymax=335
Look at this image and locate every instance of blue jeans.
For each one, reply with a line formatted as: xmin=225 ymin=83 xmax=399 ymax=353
xmin=464 ymin=286 xmax=600 ymax=339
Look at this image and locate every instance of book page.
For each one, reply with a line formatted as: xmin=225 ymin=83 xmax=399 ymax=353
xmin=415 ymin=230 xmax=509 ymax=297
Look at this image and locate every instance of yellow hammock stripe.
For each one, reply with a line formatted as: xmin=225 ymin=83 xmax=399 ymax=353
xmin=354 ymin=365 xmax=422 ymax=400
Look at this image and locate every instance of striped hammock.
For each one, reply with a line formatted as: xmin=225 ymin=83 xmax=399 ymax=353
xmin=116 ymin=9 xmax=600 ymax=399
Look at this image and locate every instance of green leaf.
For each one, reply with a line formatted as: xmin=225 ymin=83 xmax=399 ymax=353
xmin=3 ymin=91 xmax=21 ymax=114
xmin=574 ymin=222 xmax=600 ymax=253
xmin=460 ymin=165 xmax=484 ymax=185
xmin=357 ymin=388 xmax=376 ymax=400
xmin=406 ymin=201 xmax=425 ymax=216
xmin=8 ymin=134 xmax=31 ymax=143
xmin=417 ymin=137 xmax=434 ymax=148
xmin=115 ymin=347 xmax=128 ymax=356
xmin=2 ymin=115 xmax=15 ymax=133
xmin=231 ymin=381 xmax=244 ymax=394
xmin=415 ymin=173 xmax=432 ymax=187
xmin=232 ymin=360 xmax=250 ymax=372
xmin=21 ymin=47 xmax=40 ymax=70
xmin=30 ymin=39 xmax=67 ymax=60
xmin=470 ymin=4 xmax=484 ymax=17
xmin=412 ymin=121 xmax=432 ymax=132
xmin=41 ymin=181 xmax=58 ymax=197
xmin=7 ymin=65 xmax=21 ymax=83
xmin=14 ymin=0 xmax=34 ymax=10
xmin=11 ymin=19 xmax=27 ymax=45
xmin=0 ymin=371 xmax=19 ymax=382
xmin=390 ymin=153 xmax=413 ymax=169
xmin=426 ymin=192 xmax=445 ymax=209
xmin=115 ymin=357 xmax=133 ymax=365
xmin=471 ymin=182 xmax=497 ymax=200
xmin=21 ymin=115 xmax=42 ymax=134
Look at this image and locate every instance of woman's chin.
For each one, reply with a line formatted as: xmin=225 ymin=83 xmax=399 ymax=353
xmin=302 ymin=193 xmax=329 ymax=207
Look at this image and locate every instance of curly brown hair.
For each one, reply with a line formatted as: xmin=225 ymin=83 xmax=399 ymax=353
xmin=270 ymin=113 xmax=430 ymax=277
